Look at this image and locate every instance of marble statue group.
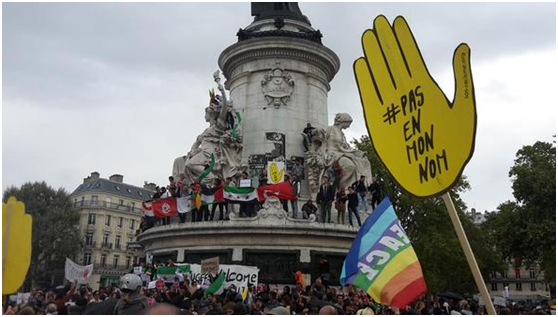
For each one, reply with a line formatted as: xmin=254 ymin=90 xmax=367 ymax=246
xmin=173 ymin=71 xmax=372 ymax=201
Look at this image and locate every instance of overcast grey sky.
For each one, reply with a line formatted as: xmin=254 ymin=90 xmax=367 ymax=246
xmin=3 ymin=2 xmax=556 ymax=213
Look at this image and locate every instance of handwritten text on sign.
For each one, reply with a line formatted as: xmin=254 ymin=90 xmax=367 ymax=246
xmin=382 ymin=86 xmax=449 ymax=185
xmin=354 ymin=16 xmax=476 ymax=197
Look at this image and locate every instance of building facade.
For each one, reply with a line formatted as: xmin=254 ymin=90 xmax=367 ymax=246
xmin=70 ymin=172 xmax=154 ymax=289
xmin=487 ymin=264 xmax=551 ymax=303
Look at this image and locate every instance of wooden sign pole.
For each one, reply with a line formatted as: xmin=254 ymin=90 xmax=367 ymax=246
xmin=442 ymin=193 xmax=497 ymax=315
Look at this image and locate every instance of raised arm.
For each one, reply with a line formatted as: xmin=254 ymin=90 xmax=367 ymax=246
xmin=213 ymin=70 xmax=229 ymax=125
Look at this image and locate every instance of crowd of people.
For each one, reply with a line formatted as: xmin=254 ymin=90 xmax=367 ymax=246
xmin=137 ymin=171 xmax=386 ymax=235
xmin=4 ymin=271 xmax=552 ymax=315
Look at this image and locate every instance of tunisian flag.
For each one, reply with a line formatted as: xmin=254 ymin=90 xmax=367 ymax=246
xmin=143 ymin=197 xmax=191 ymax=218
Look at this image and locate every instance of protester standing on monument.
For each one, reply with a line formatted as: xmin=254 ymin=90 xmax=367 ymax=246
xmin=316 ymin=176 xmax=334 ymax=223
xmin=368 ymin=176 xmax=382 ymax=210
xmin=225 ymin=177 xmax=236 ymax=218
xmin=168 ymin=176 xmax=177 ymax=198
xmin=281 ymin=174 xmax=291 ymax=212
xmin=290 ymin=174 xmax=301 ymax=219
xmin=210 ymin=178 xmax=226 ymax=221
xmin=352 ymin=175 xmax=369 ymax=213
xmin=293 ymin=159 xmax=305 ymax=180
xmin=347 ymin=186 xmax=362 ymax=227
xmin=335 ymin=188 xmax=348 ymax=225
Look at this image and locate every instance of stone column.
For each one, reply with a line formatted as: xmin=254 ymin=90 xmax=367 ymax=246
xmin=219 ymin=32 xmax=340 ymax=167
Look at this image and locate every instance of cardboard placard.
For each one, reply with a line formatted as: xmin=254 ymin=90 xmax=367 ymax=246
xmin=201 ymin=257 xmax=220 ymax=275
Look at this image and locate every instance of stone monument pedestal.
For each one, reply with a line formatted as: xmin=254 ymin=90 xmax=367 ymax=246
xmin=136 ymin=197 xmax=358 ymax=285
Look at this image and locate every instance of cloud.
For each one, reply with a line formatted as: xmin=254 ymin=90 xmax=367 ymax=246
xmin=2 ymin=2 xmax=556 ymax=214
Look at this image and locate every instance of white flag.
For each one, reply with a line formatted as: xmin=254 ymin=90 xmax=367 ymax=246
xmin=177 ymin=197 xmax=191 ymax=213
xmin=65 ymin=258 xmax=93 ymax=284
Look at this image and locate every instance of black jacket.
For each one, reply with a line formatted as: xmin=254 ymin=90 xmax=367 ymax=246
xmin=316 ymin=184 xmax=334 ymax=204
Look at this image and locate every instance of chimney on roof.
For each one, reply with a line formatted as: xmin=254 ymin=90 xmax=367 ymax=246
xmin=109 ymin=174 xmax=124 ymax=183
xmin=83 ymin=176 xmax=92 ymax=184
xmin=143 ymin=181 xmax=157 ymax=191
xmin=91 ymin=172 xmax=100 ymax=180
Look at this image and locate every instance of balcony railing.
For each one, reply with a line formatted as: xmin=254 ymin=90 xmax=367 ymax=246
xmin=101 ymin=242 xmax=113 ymax=250
xmin=94 ymin=263 xmax=130 ymax=271
xmin=74 ymin=200 xmax=143 ymax=215
xmin=84 ymin=241 xmax=97 ymax=248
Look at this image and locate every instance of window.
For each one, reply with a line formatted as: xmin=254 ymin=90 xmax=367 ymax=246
xmin=115 ymin=235 xmax=121 ymax=249
xmin=91 ymin=195 xmax=98 ymax=205
xmin=130 ymin=219 xmax=135 ymax=230
xmin=491 ymin=283 xmax=498 ymax=291
xmin=491 ymin=271 xmax=498 ymax=278
xmin=103 ymin=233 xmax=109 ymax=245
xmin=531 ymin=283 xmax=536 ymax=291
xmin=516 ymin=283 xmax=522 ymax=291
xmin=88 ymin=213 xmax=96 ymax=225
xmin=501 ymin=270 xmax=508 ymax=278
xmin=119 ymin=199 xmax=124 ymax=206
xmin=530 ymin=270 xmax=536 ymax=278
xmin=515 ymin=269 xmax=521 ymax=278
xmin=126 ymin=256 xmax=132 ymax=268
xmin=131 ymin=202 xmax=136 ymax=211
xmin=85 ymin=233 xmax=93 ymax=246
xmin=74 ymin=199 xmax=78 ymax=207
xmin=100 ymin=254 xmax=107 ymax=267
xmin=81 ymin=196 xmax=85 ymax=206
xmin=117 ymin=217 xmax=123 ymax=228
xmin=105 ymin=215 xmax=111 ymax=226
xmin=113 ymin=255 xmax=119 ymax=268
xmin=84 ymin=253 xmax=92 ymax=265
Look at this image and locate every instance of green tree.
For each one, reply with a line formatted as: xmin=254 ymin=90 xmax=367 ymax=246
xmin=3 ymin=182 xmax=82 ymax=288
xmin=483 ymin=141 xmax=556 ymax=281
xmin=353 ymin=136 xmax=503 ymax=294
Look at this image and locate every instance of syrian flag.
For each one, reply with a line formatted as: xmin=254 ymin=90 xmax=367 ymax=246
xmin=223 ymin=186 xmax=259 ymax=202
xmin=206 ymin=272 xmax=226 ymax=295
xmin=201 ymin=186 xmax=225 ymax=205
xmin=257 ymin=182 xmax=296 ymax=201
xmin=198 ymin=153 xmax=216 ymax=182
xmin=156 ymin=265 xmax=191 ymax=283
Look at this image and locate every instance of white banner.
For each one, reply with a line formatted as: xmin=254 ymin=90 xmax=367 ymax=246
xmin=65 ymin=258 xmax=93 ymax=284
xmin=185 ymin=264 xmax=259 ymax=290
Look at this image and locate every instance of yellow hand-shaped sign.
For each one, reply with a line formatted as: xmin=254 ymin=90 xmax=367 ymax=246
xmin=354 ymin=16 xmax=476 ymax=198
xmin=269 ymin=162 xmax=285 ymax=184
xmin=3 ymin=197 xmax=33 ymax=294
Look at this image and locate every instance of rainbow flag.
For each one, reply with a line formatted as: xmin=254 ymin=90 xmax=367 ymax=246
xmin=340 ymin=197 xmax=427 ymax=308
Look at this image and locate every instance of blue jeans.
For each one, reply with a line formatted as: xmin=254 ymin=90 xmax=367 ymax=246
xmin=291 ymin=200 xmax=298 ymax=219
xmin=348 ymin=205 xmax=362 ymax=226
xmin=358 ymin=193 xmax=368 ymax=212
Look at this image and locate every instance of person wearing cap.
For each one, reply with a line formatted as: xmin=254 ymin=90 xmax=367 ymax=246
xmin=113 ymin=274 xmax=148 ymax=315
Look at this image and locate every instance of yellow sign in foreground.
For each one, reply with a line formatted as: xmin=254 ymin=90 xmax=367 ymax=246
xmin=354 ymin=15 xmax=476 ymax=198
xmin=3 ymin=197 xmax=33 ymax=294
